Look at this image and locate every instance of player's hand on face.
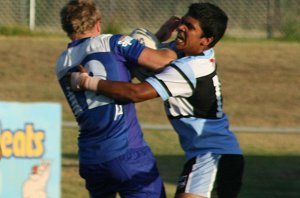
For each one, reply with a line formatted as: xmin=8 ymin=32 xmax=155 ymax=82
xmin=155 ymin=16 xmax=181 ymax=42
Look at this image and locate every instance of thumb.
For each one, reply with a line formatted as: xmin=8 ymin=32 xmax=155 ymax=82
xmin=79 ymin=64 xmax=88 ymax=73
xmin=70 ymin=72 xmax=89 ymax=91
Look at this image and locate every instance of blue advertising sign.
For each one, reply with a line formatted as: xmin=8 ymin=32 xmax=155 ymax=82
xmin=0 ymin=102 xmax=62 ymax=198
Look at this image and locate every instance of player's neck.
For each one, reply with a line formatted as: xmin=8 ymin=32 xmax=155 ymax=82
xmin=72 ymin=31 xmax=100 ymax=41
xmin=72 ymin=23 xmax=101 ymax=41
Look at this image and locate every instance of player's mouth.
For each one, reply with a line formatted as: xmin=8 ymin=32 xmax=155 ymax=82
xmin=175 ymin=32 xmax=185 ymax=45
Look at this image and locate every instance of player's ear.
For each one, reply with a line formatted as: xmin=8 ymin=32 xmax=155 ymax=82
xmin=96 ymin=20 xmax=101 ymax=34
xmin=200 ymin=36 xmax=213 ymax=47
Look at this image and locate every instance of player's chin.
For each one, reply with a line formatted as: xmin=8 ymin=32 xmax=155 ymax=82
xmin=175 ymin=42 xmax=185 ymax=51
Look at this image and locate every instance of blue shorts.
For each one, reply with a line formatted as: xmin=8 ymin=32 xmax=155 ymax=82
xmin=79 ymin=146 xmax=166 ymax=198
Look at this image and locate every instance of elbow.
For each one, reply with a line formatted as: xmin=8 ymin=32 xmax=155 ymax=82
xmin=126 ymin=90 xmax=146 ymax=103
xmin=108 ymin=88 xmax=145 ymax=103
xmin=125 ymin=85 xmax=154 ymax=103
xmin=107 ymin=82 xmax=156 ymax=103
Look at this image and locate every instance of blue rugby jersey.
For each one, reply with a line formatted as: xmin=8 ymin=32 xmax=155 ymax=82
xmin=146 ymin=48 xmax=242 ymax=160
xmin=56 ymin=34 xmax=148 ymax=164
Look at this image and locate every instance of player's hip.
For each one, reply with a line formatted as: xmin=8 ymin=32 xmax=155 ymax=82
xmin=176 ymin=153 xmax=244 ymax=198
xmin=80 ymin=146 xmax=165 ymax=197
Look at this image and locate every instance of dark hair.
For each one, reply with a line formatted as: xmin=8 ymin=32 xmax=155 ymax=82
xmin=60 ymin=0 xmax=101 ymax=39
xmin=187 ymin=3 xmax=228 ymax=48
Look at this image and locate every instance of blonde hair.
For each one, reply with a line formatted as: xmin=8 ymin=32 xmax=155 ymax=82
xmin=60 ymin=0 xmax=101 ymax=39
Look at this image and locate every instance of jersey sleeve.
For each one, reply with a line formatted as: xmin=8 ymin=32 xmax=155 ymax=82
xmin=145 ymin=61 xmax=196 ymax=101
xmin=109 ymin=34 xmax=146 ymax=63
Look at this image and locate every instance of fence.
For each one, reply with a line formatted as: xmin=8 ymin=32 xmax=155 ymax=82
xmin=0 ymin=0 xmax=299 ymax=39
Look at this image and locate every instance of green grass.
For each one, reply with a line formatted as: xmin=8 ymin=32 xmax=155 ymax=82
xmin=0 ymin=25 xmax=66 ymax=38
xmin=61 ymin=128 xmax=300 ymax=198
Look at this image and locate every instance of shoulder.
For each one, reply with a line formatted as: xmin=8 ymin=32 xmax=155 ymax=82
xmin=171 ymin=49 xmax=216 ymax=77
xmin=83 ymin=34 xmax=136 ymax=53
xmin=88 ymin=34 xmax=113 ymax=51
xmin=173 ymin=48 xmax=215 ymax=64
xmin=104 ymin=34 xmax=137 ymax=47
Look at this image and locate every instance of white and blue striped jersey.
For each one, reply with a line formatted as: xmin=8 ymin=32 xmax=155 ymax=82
xmin=146 ymin=48 xmax=242 ymax=160
xmin=56 ymin=34 xmax=148 ymax=164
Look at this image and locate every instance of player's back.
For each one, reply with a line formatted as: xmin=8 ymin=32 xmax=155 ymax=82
xmin=56 ymin=34 xmax=147 ymax=164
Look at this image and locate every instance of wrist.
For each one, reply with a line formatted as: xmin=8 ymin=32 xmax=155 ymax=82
xmin=83 ymin=76 xmax=100 ymax=92
xmin=70 ymin=72 xmax=99 ymax=92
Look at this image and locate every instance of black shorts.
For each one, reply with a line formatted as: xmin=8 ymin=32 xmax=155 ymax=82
xmin=176 ymin=153 xmax=244 ymax=198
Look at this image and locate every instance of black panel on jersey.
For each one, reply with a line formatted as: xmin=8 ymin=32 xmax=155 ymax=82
xmin=187 ymin=70 xmax=222 ymax=119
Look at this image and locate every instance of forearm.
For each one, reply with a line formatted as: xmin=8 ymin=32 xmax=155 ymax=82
xmin=96 ymin=80 xmax=158 ymax=103
xmin=70 ymin=69 xmax=159 ymax=102
xmin=72 ymin=72 xmax=158 ymax=103
xmin=138 ymin=47 xmax=176 ymax=70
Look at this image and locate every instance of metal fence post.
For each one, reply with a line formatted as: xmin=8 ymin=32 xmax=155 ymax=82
xmin=29 ymin=0 xmax=36 ymax=30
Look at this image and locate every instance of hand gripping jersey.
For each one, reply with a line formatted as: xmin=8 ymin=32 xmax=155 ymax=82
xmin=56 ymin=34 xmax=148 ymax=164
xmin=146 ymin=48 xmax=242 ymax=160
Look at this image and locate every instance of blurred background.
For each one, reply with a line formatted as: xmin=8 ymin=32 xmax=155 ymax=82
xmin=0 ymin=0 xmax=300 ymax=40
xmin=0 ymin=0 xmax=299 ymax=198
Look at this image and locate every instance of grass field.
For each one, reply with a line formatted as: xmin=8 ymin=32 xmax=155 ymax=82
xmin=62 ymin=128 xmax=300 ymax=198
xmin=1 ymin=36 xmax=300 ymax=197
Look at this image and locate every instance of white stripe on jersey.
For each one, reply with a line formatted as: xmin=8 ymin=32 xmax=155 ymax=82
xmin=190 ymin=57 xmax=215 ymax=78
xmin=153 ymin=66 xmax=194 ymax=98
xmin=212 ymin=75 xmax=224 ymax=118
xmin=147 ymin=49 xmax=215 ymax=101
xmin=168 ymin=97 xmax=193 ymax=117
xmin=88 ymin=34 xmax=112 ymax=52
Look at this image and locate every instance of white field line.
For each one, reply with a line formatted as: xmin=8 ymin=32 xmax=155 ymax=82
xmin=63 ymin=121 xmax=300 ymax=133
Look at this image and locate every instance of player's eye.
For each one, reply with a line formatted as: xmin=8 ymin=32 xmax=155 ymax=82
xmin=180 ymin=19 xmax=195 ymax=30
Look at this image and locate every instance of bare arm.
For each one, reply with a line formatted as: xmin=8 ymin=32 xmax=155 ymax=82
xmin=70 ymin=71 xmax=158 ymax=103
xmin=97 ymin=80 xmax=158 ymax=103
xmin=130 ymin=17 xmax=180 ymax=71
xmin=137 ymin=47 xmax=177 ymax=71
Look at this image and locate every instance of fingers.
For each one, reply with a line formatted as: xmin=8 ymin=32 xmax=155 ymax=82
xmin=64 ymin=64 xmax=89 ymax=90
xmin=79 ymin=64 xmax=87 ymax=73
xmin=169 ymin=16 xmax=181 ymax=31
xmin=155 ymin=15 xmax=182 ymax=42
xmin=167 ymin=16 xmax=181 ymax=28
